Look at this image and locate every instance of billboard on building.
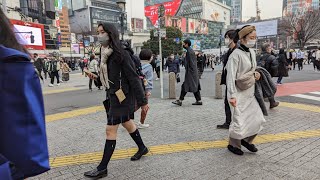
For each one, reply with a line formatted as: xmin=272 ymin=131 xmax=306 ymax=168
xmin=131 ymin=18 xmax=144 ymax=32
xmin=187 ymin=19 xmax=208 ymax=34
xmin=165 ymin=16 xmax=187 ymax=32
xmin=190 ymin=39 xmax=201 ymax=50
xmin=144 ymin=0 xmax=182 ymax=26
xmin=11 ymin=20 xmax=46 ymax=50
xmin=71 ymin=44 xmax=80 ymax=54
xmin=236 ymin=20 xmax=278 ymax=37
xmin=203 ymin=0 xmax=231 ymax=26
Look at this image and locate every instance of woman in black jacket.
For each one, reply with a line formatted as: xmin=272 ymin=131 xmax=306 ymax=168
xmin=84 ymin=23 xmax=149 ymax=179
xmin=277 ymin=48 xmax=289 ymax=84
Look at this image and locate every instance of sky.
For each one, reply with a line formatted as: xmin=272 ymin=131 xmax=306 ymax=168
xmin=242 ymin=0 xmax=283 ymax=21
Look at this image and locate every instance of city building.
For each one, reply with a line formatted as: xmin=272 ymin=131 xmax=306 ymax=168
xmin=1 ymin=0 xmax=59 ymax=54
xmin=69 ymin=0 xmax=122 ymax=34
xmin=231 ymin=0 xmax=242 ymax=23
xmin=1 ymin=0 xmax=22 ymax=20
xmin=144 ymin=0 xmax=229 ymax=50
xmin=282 ymin=0 xmax=319 ymax=16
xmin=59 ymin=6 xmax=71 ymax=48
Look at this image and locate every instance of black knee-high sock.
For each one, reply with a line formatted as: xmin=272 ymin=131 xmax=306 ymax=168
xmin=97 ymin=140 xmax=116 ymax=171
xmin=130 ymin=129 xmax=146 ymax=151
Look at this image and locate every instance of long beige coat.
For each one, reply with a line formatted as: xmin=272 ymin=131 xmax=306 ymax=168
xmin=226 ymin=48 xmax=266 ymax=140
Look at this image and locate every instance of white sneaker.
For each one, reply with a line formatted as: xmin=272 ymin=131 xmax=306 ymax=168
xmin=48 ymin=84 xmax=54 ymax=87
xmin=155 ymin=78 xmax=159 ymax=80
xmin=57 ymin=83 xmax=61 ymax=86
xmin=137 ymin=122 xmax=150 ymax=129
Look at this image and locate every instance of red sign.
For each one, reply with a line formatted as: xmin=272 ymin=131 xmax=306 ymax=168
xmin=145 ymin=0 xmax=182 ymax=26
xmin=10 ymin=20 xmax=46 ymax=50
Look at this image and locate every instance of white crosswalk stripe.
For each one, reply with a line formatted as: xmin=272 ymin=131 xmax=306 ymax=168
xmin=309 ymin=91 xmax=320 ymax=95
xmin=290 ymin=91 xmax=320 ymax=102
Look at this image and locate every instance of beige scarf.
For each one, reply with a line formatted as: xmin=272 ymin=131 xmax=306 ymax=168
xmin=100 ymin=46 xmax=114 ymax=89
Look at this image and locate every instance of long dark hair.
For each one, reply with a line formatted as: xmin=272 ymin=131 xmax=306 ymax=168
xmin=98 ymin=23 xmax=122 ymax=63
xmin=0 ymin=8 xmax=28 ymax=53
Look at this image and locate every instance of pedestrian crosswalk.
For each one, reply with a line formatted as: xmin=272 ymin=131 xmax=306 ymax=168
xmin=290 ymin=91 xmax=320 ymax=102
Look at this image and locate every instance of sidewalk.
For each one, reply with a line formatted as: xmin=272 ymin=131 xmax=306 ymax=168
xmin=41 ymin=71 xmax=89 ymax=94
xmin=31 ymin=97 xmax=320 ymax=180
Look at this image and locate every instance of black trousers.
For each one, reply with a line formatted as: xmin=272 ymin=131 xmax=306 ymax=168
xmin=179 ymin=83 xmax=201 ymax=101
xmin=224 ymin=87 xmax=232 ymax=125
xmin=156 ymin=67 xmax=160 ymax=78
xmin=50 ymin=71 xmax=60 ymax=84
xmin=298 ymin=59 xmax=303 ymax=70
xmin=293 ymin=59 xmax=297 ymax=70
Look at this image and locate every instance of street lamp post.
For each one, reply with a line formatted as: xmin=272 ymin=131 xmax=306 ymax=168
xmin=219 ymin=29 xmax=222 ymax=60
xmin=158 ymin=4 xmax=165 ymax=99
xmin=116 ymin=0 xmax=126 ymax=41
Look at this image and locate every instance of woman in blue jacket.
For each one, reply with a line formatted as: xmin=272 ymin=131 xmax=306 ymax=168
xmin=0 ymin=8 xmax=49 ymax=179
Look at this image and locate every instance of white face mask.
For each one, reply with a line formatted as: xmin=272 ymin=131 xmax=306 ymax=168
xmin=225 ymin=38 xmax=230 ymax=45
xmin=245 ymin=40 xmax=256 ymax=48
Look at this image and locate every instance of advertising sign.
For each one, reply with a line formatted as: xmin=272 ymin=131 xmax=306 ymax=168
xmin=187 ymin=19 xmax=208 ymax=34
xmin=71 ymin=44 xmax=80 ymax=54
xmin=71 ymin=33 xmax=76 ymax=44
xmin=11 ymin=20 xmax=46 ymax=50
xmin=203 ymin=1 xmax=231 ymax=26
xmin=131 ymin=18 xmax=144 ymax=32
xmin=236 ymin=20 xmax=278 ymax=37
xmin=145 ymin=0 xmax=182 ymax=26
xmin=190 ymin=39 xmax=201 ymax=51
xmin=165 ymin=16 xmax=187 ymax=32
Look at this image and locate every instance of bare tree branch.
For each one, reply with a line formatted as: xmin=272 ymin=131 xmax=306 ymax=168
xmin=279 ymin=10 xmax=320 ymax=48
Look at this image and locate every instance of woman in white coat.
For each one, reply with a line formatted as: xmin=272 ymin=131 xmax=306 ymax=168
xmin=226 ymin=25 xmax=266 ymax=155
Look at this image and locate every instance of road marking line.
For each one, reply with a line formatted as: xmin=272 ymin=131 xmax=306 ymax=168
xmin=46 ymin=106 xmax=104 ymax=122
xmin=290 ymin=94 xmax=320 ymax=102
xmin=279 ymin=102 xmax=320 ymax=113
xmin=309 ymin=91 xmax=320 ymax=95
xmin=45 ymin=102 xmax=320 ymax=123
xmin=43 ymin=87 xmax=82 ymax=95
xmin=49 ymin=129 xmax=320 ymax=168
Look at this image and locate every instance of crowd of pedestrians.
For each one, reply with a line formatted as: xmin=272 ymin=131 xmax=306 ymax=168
xmin=2 ymin=4 xmax=320 ymax=179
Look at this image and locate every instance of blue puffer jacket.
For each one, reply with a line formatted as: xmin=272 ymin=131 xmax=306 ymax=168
xmin=165 ymin=57 xmax=180 ymax=74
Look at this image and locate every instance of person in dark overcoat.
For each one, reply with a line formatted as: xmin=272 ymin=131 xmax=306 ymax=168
xmin=172 ymin=39 xmax=202 ymax=106
xmin=277 ymin=48 xmax=289 ymax=84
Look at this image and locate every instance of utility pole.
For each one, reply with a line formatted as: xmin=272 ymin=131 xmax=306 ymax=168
xmin=219 ymin=29 xmax=222 ymax=60
xmin=158 ymin=4 xmax=165 ymax=99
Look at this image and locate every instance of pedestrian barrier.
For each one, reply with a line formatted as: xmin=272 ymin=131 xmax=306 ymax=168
xmin=215 ymin=71 xmax=223 ymax=99
xmin=169 ymin=72 xmax=176 ymax=99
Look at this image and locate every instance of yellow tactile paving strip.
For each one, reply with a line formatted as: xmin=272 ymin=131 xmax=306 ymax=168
xmin=43 ymin=87 xmax=82 ymax=95
xmin=46 ymin=106 xmax=104 ymax=122
xmin=45 ymin=102 xmax=320 ymax=123
xmin=50 ymin=129 xmax=320 ymax=168
xmin=279 ymin=102 xmax=320 ymax=113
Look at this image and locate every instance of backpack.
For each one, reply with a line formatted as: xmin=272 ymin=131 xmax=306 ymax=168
xmin=49 ymin=60 xmax=59 ymax=72
xmin=270 ymin=57 xmax=279 ymax=77
xmin=0 ymin=46 xmax=50 ymax=178
xmin=124 ymin=48 xmax=147 ymax=90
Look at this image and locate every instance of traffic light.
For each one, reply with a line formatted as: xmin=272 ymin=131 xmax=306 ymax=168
xmin=30 ymin=35 xmax=35 ymax=44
